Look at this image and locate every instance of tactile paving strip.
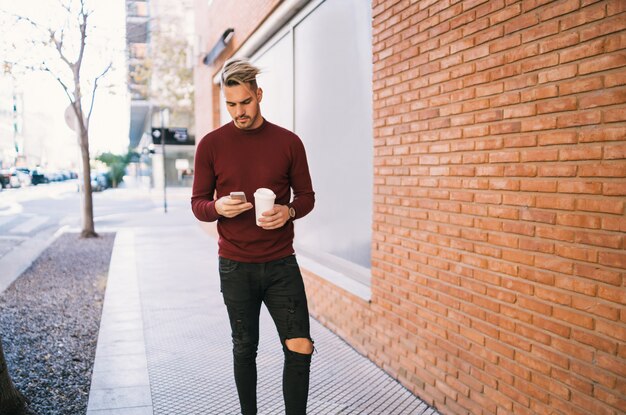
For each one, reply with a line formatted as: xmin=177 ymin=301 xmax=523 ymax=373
xmin=142 ymin=305 xmax=440 ymax=414
xmin=135 ymin=228 xmax=440 ymax=414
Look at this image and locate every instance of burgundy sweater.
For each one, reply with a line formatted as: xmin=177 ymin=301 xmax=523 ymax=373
xmin=191 ymin=120 xmax=315 ymax=263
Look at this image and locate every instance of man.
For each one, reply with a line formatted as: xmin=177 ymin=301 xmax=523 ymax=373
xmin=191 ymin=58 xmax=315 ymax=415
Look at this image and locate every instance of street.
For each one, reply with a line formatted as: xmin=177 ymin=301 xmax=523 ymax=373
xmin=0 ymin=179 xmax=169 ymax=262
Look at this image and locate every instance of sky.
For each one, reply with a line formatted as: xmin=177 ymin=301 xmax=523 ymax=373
xmin=0 ymin=0 xmax=129 ymax=168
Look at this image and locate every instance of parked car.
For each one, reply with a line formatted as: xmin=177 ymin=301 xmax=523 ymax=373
xmin=0 ymin=169 xmax=10 ymax=188
xmin=30 ymin=168 xmax=50 ymax=185
xmin=91 ymin=172 xmax=108 ymax=192
xmin=0 ymin=169 xmax=25 ymax=188
xmin=12 ymin=168 xmax=31 ymax=187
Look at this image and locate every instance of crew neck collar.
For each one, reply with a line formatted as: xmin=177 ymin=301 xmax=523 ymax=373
xmin=230 ymin=118 xmax=267 ymax=135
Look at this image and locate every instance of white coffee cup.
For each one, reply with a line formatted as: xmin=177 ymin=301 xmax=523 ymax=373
xmin=254 ymin=188 xmax=276 ymax=226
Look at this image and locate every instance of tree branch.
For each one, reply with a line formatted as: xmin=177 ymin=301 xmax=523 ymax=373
xmin=42 ymin=63 xmax=74 ymax=105
xmin=75 ymin=0 xmax=88 ymax=76
xmin=86 ymin=62 xmax=113 ymax=128
xmin=50 ymin=28 xmax=74 ymax=70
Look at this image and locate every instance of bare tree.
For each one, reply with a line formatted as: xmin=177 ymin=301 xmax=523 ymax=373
xmin=0 ymin=337 xmax=29 ymax=415
xmin=2 ymin=0 xmax=114 ymax=238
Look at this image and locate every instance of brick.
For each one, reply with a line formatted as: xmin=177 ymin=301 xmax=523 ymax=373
xmin=490 ymin=3 xmax=521 ymax=25
xmin=579 ymin=88 xmax=626 ymax=109
xmin=560 ymin=2 xmax=606 ymax=30
xmin=501 ymin=249 xmax=535 ymax=265
xmin=535 ymin=195 xmax=576 ymax=210
xmin=521 ymin=53 xmax=559 ymax=73
xmin=598 ymin=251 xmax=626 ymax=270
xmin=604 ymin=182 xmax=626 ymax=196
xmin=580 ymin=164 xmax=626 ymax=179
xmin=537 ymin=165 xmax=577 ymax=177
xmin=608 ymin=0 xmax=626 ymax=15
xmin=602 ymin=215 xmax=626 ymax=237
xmin=533 ymin=315 xmax=569 ymax=337
xmin=596 ymin=319 xmax=626 ymax=342
xmin=520 ymin=85 xmax=558 ymax=102
xmin=604 ymin=143 xmax=626 ymax=160
xmin=504 ymin=73 xmax=538 ymax=91
xmin=556 ymin=212 xmax=601 ymax=228
xmin=518 ymin=292 xmax=552 ymax=316
xmin=540 ymin=32 xmax=580 ymax=54
xmin=580 ymin=15 xmax=626 ymax=42
xmin=490 ymin=121 xmax=521 ymax=135
xmin=504 ymin=134 xmax=538 ymax=148
xmin=556 ymin=111 xmax=601 ymax=128
xmin=558 ymin=180 xmax=603 ymax=195
xmin=521 ymin=116 xmax=557 ymax=132
xmin=577 ymin=197 xmax=625 ymax=214
xmin=535 ymin=225 xmax=574 ymax=242
xmin=605 ymin=70 xmax=626 ymax=88
xmin=540 ymin=0 xmax=581 ymax=21
xmin=579 ymin=126 xmax=626 ymax=143
xmin=558 ymin=76 xmax=603 ymax=95
xmin=540 ymin=140 xmax=580 ymax=158
xmin=571 ymin=360 xmax=616 ymax=388
xmin=520 ymin=209 xmax=556 ymax=225
xmin=604 ymin=106 xmax=626 ymax=123
xmin=572 ymin=295 xmax=621 ymax=320
xmin=522 ymin=20 xmax=559 ymax=43
xmin=605 ymin=31 xmax=626 ymax=53
xmin=553 ymin=306 xmax=594 ymax=329
xmin=559 ymin=38 xmax=604 ymax=63
xmin=574 ymin=263 xmax=622 ymax=286
xmin=597 ymin=353 xmax=626 ymax=378
xmin=538 ymin=64 xmax=577 ymax=83
xmin=579 ymin=52 xmax=626 ymax=75
xmin=536 ymin=97 xmax=577 ymax=114
xmin=520 ymin=149 xmax=559 ymax=162
xmin=503 ymin=104 xmax=536 ymax=119
xmin=519 ymin=180 xmax=557 ymax=192
xmin=572 ymin=329 xmax=618 ymax=354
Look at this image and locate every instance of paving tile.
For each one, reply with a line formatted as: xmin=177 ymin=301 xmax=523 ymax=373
xmin=87 ymin=386 xmax=152 ymax=411
xmin=86 ymin=407 xmax=153 ymax=415
xmin=90 ymin=367 xmax=150 ymax=390
xmin=92 ymin=354 xmax=148 ymax=374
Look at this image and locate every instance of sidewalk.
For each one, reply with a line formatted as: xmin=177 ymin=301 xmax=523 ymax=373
xmin=86 ymin=186 xmax=440 ymax=415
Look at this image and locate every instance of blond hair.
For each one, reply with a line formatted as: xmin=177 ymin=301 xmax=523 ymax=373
xmin=220 ymin=58 xmax=260 ymax=90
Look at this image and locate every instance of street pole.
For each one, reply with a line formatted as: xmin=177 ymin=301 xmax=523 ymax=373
xmin=161 ymin=108 xmax=168 ymax=213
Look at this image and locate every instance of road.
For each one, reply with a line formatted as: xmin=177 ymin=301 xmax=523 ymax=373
xmin=0 ymin=179 xmax=178 ymax=261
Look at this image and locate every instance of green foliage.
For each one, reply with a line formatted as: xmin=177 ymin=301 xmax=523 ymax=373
xmin=96 ymin=150 xmax=138 ymax=188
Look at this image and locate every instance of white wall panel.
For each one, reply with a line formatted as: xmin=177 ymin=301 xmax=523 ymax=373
xmin=293 ymin=0 xmax=373 ymax=271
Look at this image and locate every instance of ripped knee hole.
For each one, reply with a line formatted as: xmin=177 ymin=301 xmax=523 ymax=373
xmin=285 ymin=337 xmax=314 ymax=354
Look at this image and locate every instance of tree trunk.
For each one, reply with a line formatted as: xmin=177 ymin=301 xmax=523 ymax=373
xmin=0 ymin=336 xmax=29 ymax=415
xmin=79 ymin=126 xmax=97 ymax=238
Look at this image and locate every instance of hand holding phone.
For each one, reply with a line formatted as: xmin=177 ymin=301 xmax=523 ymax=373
xmin=230 ymin=191 xmax=247 ymax=203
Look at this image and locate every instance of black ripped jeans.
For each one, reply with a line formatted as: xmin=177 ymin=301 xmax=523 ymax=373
xmin=219 ymin=255 xmax=313 ymax=415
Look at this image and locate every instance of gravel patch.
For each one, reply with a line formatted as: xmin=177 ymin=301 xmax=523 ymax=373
xmin=0 ymin=232 xmax=115 ymax=415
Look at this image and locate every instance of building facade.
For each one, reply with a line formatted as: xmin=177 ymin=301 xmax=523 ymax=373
xmin=193 ymin=1 xmax=626 ymax=414
xmin=126 ymin=0 xmax=196 ymax=187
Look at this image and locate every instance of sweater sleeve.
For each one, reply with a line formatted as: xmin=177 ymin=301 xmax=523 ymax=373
xmin=191 ymin=137 xmax=221 ymax=222
xmin=289 ymin=136 xmax=315 ymax=219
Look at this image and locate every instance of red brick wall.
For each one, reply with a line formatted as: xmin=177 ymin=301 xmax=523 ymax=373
xmin=313 ymin=1 xmax=626 ymax=414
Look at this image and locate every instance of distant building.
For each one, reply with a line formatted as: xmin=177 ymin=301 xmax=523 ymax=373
xmin=125 ymin=0 xmax=195 ymax=187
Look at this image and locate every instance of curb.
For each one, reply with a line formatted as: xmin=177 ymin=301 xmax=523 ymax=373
xmin=0 ymin=225 xmax=69 ymax=295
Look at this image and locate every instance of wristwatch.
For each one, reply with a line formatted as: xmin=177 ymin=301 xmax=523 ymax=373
xmin=288 ymin=206 xmax=296 ymax=220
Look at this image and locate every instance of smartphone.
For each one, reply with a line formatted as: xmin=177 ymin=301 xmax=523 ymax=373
xmin=230 ymin=191 xmax=247 ymax=203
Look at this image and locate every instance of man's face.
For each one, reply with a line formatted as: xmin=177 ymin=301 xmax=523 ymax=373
xmin=223 ymin=83 xmax=263 ymax=130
